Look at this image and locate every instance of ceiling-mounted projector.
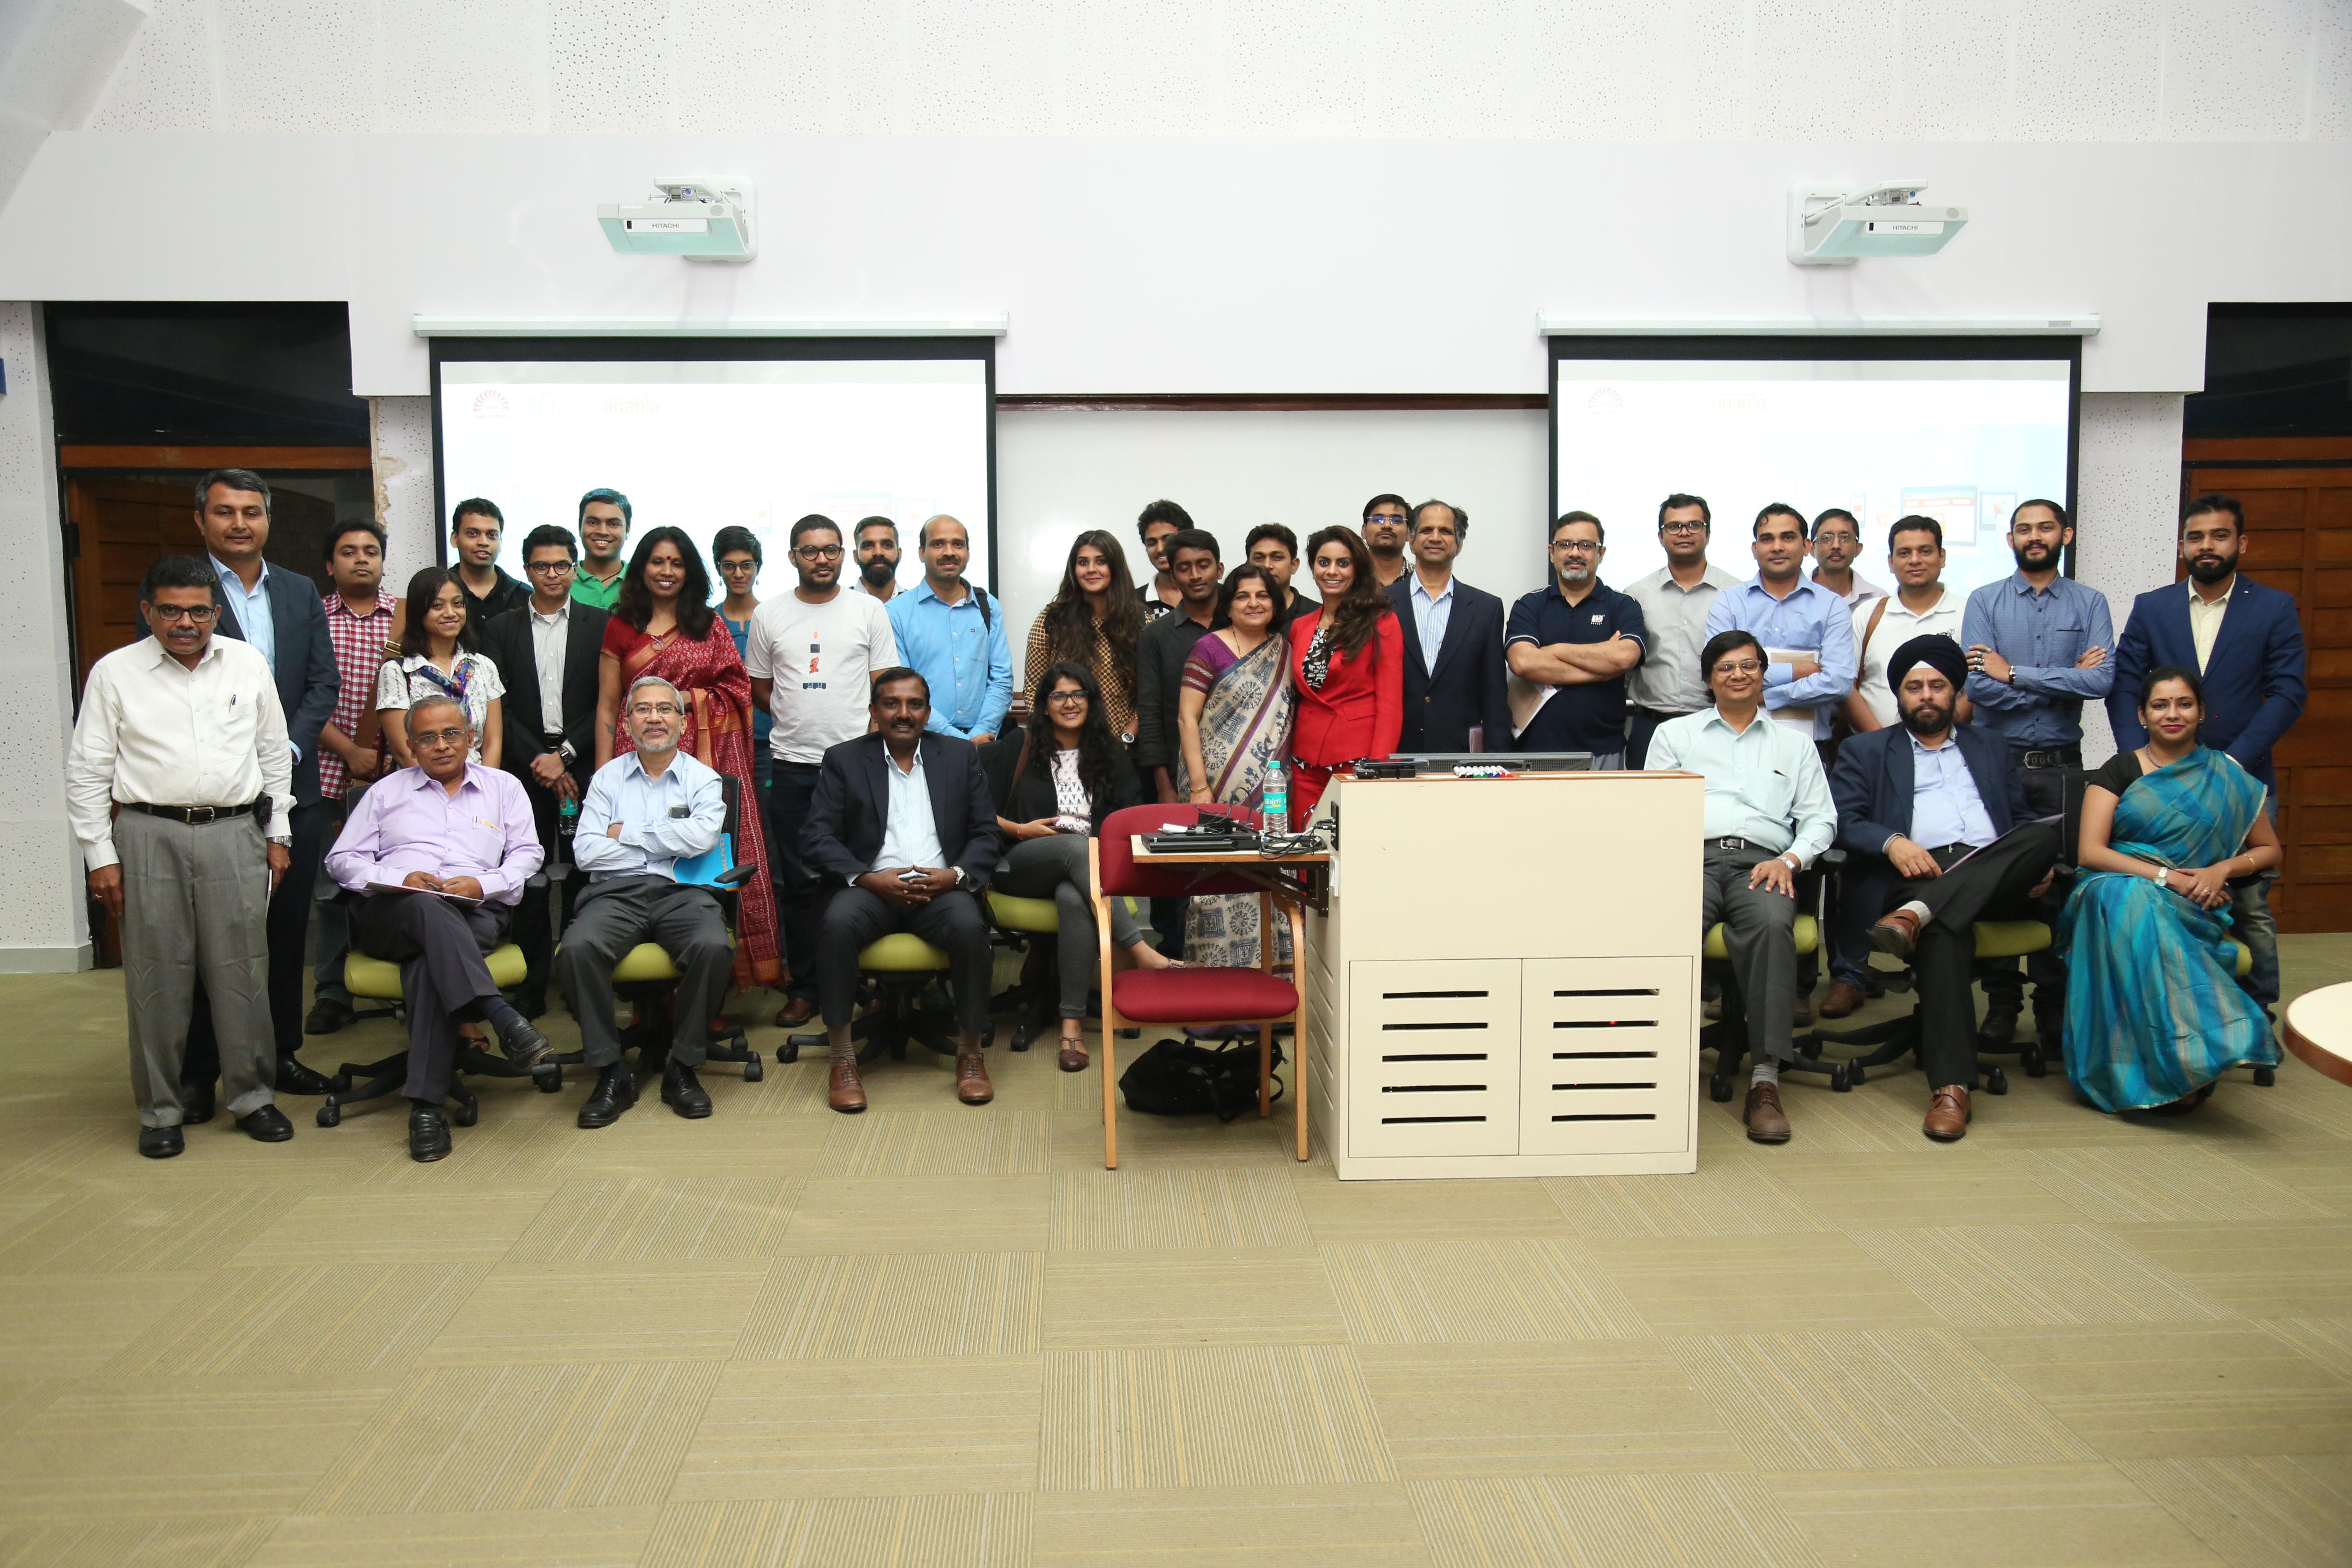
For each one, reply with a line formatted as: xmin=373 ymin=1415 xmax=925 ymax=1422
xmin=1788 ymin=180 xmax=1966 ymax=266
xmin=598 ymin=178 xmax=755 ymax=261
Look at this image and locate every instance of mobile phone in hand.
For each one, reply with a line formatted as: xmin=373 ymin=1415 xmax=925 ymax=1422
xmin=897 ymin=868 xmax=927 ymax=883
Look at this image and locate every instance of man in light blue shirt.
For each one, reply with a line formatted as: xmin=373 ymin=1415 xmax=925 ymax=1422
xmin=212 ymin=552 xmax=276 ymax=678
xmin=559 ymin=676 xmax=737 ymax=1129
xmin=886 ymin=515 xmax=1012 ymax=743
xmin=1700 ymin=504 xmax=1857 ymax=743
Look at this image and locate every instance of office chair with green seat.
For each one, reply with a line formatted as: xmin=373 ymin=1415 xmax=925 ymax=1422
xmin=1800 ymin=920 xmax=2043 ymax=1095
xmin=786 ymin=932 xmax=967 ymax=1065
xmin=985 ymin=888 xmax=1061 ymax=1051
xmin=1699 ymin=914 xmax=1853 ymax=1099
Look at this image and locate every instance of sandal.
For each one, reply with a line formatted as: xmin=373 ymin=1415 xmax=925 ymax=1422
xmin=1058 ymin=1036 xmax=1090 ymax=1073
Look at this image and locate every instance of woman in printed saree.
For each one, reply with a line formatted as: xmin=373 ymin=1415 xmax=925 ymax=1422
xmin=2060 ymin=665 xmax=2281 ymax=1114
xmin=1176 ymin=564 xmax=1296 ymax=967
xmin=595 ymin=526 xmax=783 ymax=989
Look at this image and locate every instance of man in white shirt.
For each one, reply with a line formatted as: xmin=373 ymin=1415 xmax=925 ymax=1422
xmin=747 ymin=514 xmax=900 ymax=1029
xmin=1624 ymin=493 xmax=1742 ymax=767
xmin=67 ymin=556 xmax=296 ymax=1158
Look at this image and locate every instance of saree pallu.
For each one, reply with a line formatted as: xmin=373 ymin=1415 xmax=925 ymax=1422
xmin=1177 ymin=635 xmax=1296 ymax=968
xmin=608 ymin=619 xmax=784 ymax=988
xmin=2057 ymin=745 xmax=2276 ymax=1111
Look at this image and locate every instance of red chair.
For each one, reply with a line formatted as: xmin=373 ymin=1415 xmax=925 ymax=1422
xmin=1089 ymin=803 xmax=1307 ymax=1169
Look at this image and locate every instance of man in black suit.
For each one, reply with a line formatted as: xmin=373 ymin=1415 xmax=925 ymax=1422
xmin=1388 ymin=499 xmax=1510 ymax=752
xmin=1830 ymin=636 xmax=2060 ymax=1142
xmin=169 ymin=470 xmax=341 ymax=1108
xmin=481 ymin=524 xmax=610 ymax=1017
xmin=802 ymin=668 xmax=1002 ymax=1115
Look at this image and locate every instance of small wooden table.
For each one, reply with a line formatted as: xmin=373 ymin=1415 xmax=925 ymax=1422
xmin=2283 ymin=982 xmax=2352 ymax=1089
xmin=1129 ymin=835 xmax=1332 ymax=907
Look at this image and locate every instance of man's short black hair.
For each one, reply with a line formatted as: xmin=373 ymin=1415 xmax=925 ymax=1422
xmin=1361 ymin=493 xmax=1410 ymax=521
xmin=1658 ymin=493 xmax=1711 ymax=527
xmin=711 ymin=525 xmax=763 ymax=565
xmin=1550 ymin=510 xmax=1604 ymax=543
xmin=141 ymin=554 xmax=223 ymax=605
xmin=194 ymin=468 xmax=270 ymax=513
xmin=322 ymin=518 xmax=388 ymax=561
xmin=1164 ymin=528 xmax=1221 ymax=564
xmin=520 ymin=523 xmax=578 ymax=560
xmin=577 ymin=488 xmax=633 ymax=525
xmin=791 ymin=514 xmax=842 ymax=550
xmin=1413 ymin=500 xmax=1466 ymax=540
xmin=2012 ymin=497 xmax=2069 ymax=530
xmin=856 ymin=514 xmax=898 ymax=541
xmin=1752 ymin=503 xmax=1807 ymax=537
xmin=1245 ymin=523 xmax=1299 ymax=558
xmin=2182 ymin=492 xmax=2246 ymax=534
xmin=1811 ymin=507 xmax=1861 ymax=538
xmin=1137 ymin=500 xmax=1193 ymax=537
xmin=451 ymin=497 xmax=504 ymax=531
xmin=1889 ymin=514 xmax=1943 ymax=550
xmin=1700 ymin=629 xmax=1765 ymax=692
xmin=869 ymin=666 xmax=930 ymax=702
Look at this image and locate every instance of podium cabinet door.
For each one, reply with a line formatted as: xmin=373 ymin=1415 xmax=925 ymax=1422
xmin=1345 ymin=959 xmax=1522 ymax=1158
xmin=1519 ymin=956 xmax=1694 ymax=1155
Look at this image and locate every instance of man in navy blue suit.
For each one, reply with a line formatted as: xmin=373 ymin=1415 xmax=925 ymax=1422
xmin=1831 ymin=637 xmax=2060 ymax=1141
xmin=1388 ymin=500 xmax=1511 ymax=752
xmin=2109 ymin=493 xmax=2306 ymax=1014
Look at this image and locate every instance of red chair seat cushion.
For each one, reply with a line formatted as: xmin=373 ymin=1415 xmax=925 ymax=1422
xmin=1113 ymin=967 xmax=1299 ymax=1024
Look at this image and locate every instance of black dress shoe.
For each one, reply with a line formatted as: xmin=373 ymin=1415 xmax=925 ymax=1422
xmin=274 ymin=1054 xmax=337 ymax=1097
xmin=513 ymin=992 xmax=548 ymax=1021
xmin=577 ymin=1064 xmax=637 ymax=1129
xmin=661 ymin=1060 xmax=713 ymax=1119
xmin=408 ymin=1101 xmax=452 ymax=1162
xmin=235 ymin=1104 xmax=295 ymax=1142
xmin=304 ymin=998 xmax=352 ymax=1035
xmin=497 ymin=1017 xmax=554 ymax=1070
xmin=1979 ymin=1006 xmax=2020 ymax=1047
xmin=179 ymin=1080 xmax=216 ymax=1125
xmin=138 ymin=1125 xmax=184 ymax=1159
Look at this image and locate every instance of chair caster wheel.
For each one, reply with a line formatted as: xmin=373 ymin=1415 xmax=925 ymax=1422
xmin=2020 ymin=1047 xmax=2046 ymax=1078
xmin=532 ymin=1063 xmax=563 ymax=1094
xmin=1708 ymin=1076 xmax=1734 ymax=1103
xmin=451 ymin=1102 xmax=479 ymax=1127
xmin=777 ymin=1040 xmax=798 ymax=1065
xmin=1846 ymin=1063 xmax=1864 ymax=1087
xmin=742 ymin=1054 xmax=764 ymax=1081
xmin=2254 ymin=1066 xmax=2276 ymax=1087
xmin=315 ymin=1103 xmax=341 ymax=1127
xmin=1987 ymin=1066 xmax=2009 ymax=1096
xmin=1830 ymin=1065 xmax=1852 ymax=1092
xmin=1011 ymin=1023 xmax=1033 ymax=1052
xmin=328 ymin=1073 xmax=353 ymax=1094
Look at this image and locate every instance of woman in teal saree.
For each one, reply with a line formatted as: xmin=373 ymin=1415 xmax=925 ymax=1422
xmin=2058 ymin=665 xmax=2283 ymax=1113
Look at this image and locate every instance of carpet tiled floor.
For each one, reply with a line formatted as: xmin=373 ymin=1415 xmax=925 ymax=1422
xmin=1 ymin=938 xmax=2349 ymax=1566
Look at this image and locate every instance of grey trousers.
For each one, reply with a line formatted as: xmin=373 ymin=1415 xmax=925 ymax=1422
xmin=557 ymin=875 xmax=733 ymax=1068
xmin=350 ymin=890 xmax=510 ymax=1102
xmin=116 ymin=808 xmax=274 ymax=1127
xmin=994 ymin=832 xmax=1147 ymax=1018
xmin=1703 ymin=843 xmax=1800 ymax=1064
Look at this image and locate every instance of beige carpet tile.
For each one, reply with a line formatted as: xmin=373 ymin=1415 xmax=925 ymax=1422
xmin=1704 ymin=1081 xmax=1945 ymax=1154
xmin=0 ymin=1378 xmax=389 ymax=1519
xmin=0 ymin=1191 xmax=60 ymax=1242
xmin=0 ymin=1185 xmax=290 ymax=1273
xmin=0 ymin=1125 xmax=214 ymax=1192
xmin=550 ymin=1116 xmax=832 ymax=1181
xmin=1666 ymin=1327 xmax=2099 ymax=1470
xmin=303 ymin=1360 xmax=721 ymax=1515
xmin=1584 ymin=1229 xmax=1940 ymax=1334
xmin=222 ymin=1191 xmax=550 ymax=1266
xmin=1288 ymin=1174 xmax=1576 ymax=1244
xmin=1040 ymin=1344 xmax=1394 ymax=1490
xmin=2205 ymin=1062 xmax=2352 ymax=1145
xmin=1358 ymin=1342 xmax=1747 ymax=1477
xmin=2114 ymin=1455 xmax=2352 ymax=1568
xmin=740 ymin=1252 xmax=1041 ymax=1360
xmin=816 ymin=1110 xmax=1051 ymax=1178
xmin=1767 ymin=1463 xmax=2227 ymax=1566
xmin=1041 ymin=1249 xmax=1346 ymax=1347
xmin=2227 ymin=1151 xmax=2352 ymax=1221
xmin=251 ymin=1505 xmax=658 ymax=1567
xmin=1541 ymin=1156 xmax=1832 ymax=1238
xmin=1408 ymin=1471 xmax=1816 ymax=1568
xmin=0 ymin=1514 xmax=282 ymax=1568
xmin=358 ymin=1117 xmax=586 ymax=1189
xmin=1851 ymin=1223 xmax=2234 ymax=1327
xmin=418 ymin=1261 xmax=766 ymax=1364
xmin=505 ymin=1176 xmax=800 ymax=1263
xmin=2004 ymin=1147 xmax=2335 ymax=1225
xmin=779 ymin=1175 xmax=1050 ymax=1255
xmin=2264 ymin=1316 xmax=2352 ymax=1381
xmin=1963 ymin=1324 xmax=2352 ymax=1461
xmin=0 ymin=1270 xmax=215 ymax=1374
xmin=0 ymin=1380 xmax=75 ymax=1448
xmin=1031 ymin=1483 xmax=1430 ymax=1568
xmin=1320 ymin=1239 xmax=1652 ymax=1344
xmin=672 ymin=1360 xmax=1042 ymax=1499
xmin=2112 ymin=1222 xmax=2352 ymax=1319
xmin=100 ymin=1263 xmax=489 ymax=1378
xmin=1053 ymin=1105 xmax=1312 ymax=1170
xmin=1051 ymin=1167 xmax=1313 ymax=1251
xmin=646 ymin=1495 xmax=1031 ymax=1568
xmin=1766 ymin=1150 xmax=2090 ymax=1227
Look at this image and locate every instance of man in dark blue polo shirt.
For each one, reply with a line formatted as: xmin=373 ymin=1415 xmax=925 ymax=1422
xmin=1504 ymin=511 xmax=1646 ymax=766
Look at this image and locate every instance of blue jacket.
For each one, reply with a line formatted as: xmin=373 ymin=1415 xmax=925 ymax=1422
xmin=1830 ymin=721 xmax=2032 ymax=924
xmin=1386 ymin=575 xmax=1511 ymax=753
xmin=2109 ymin=576 xmax=2305 ymax=788
xmin=138 ymin=560 xmax=339 ymax=805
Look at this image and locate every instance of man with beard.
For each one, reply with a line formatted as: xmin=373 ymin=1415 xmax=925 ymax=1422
xmin=851 ymin=516 xmax=904 ymax=604
xmin=2109 ymin=494 xmax=2305 ymax=1017
xmin=1832 ymin=638 xmax=2060 ymax=1141
xmin=1361 ymin=493 xmax=1412 ymax=588
xmin=1505 ymin=511 xmax=1645 ymax=768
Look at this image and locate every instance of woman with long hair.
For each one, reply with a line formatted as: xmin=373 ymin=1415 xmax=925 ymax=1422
xmin=1025 ymin=530 xmax=1145 ymax=744
xmin=595 ymin=525 xmax=782 ymax=987
xmin=1176 ymin=563 xmax=1297 ymax=966
xmin=378 ymin=566 xmax=504 ymax=768
xmin=984 ymin=660 xmax=1179 ymax=1071
xmin=1285 ymin=526 xmax=1402 ymax=828
xmin=2060 ymin=665 xmax=2282 ymax=1114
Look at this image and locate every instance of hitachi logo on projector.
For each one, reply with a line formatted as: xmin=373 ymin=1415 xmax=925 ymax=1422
xmin=597 ymin=178 xmax=756 ymax=261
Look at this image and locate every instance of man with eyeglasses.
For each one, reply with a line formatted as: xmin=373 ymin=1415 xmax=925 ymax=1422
xmin=1504 ymin=512 xmax=1646 ymax=768
xmin=747 ymin=515 xmax=900 ymax=1029
xmin=1361 ymin=493 xmax=1413 ymax=588
xmin=1807 ymin=507 xmax=1886 ymax=612
xmin=481 ymin=524 xmax=610 ymax=1017
xmin=1625 ymin=493 xmax=1740 ymax=768
xmin=326 ymin=693 xmax=550 ymax=1161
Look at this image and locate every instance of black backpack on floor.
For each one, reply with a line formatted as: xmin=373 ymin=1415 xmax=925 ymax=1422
xmin=1119 ymin=1036 xmax=1284 ymax=1123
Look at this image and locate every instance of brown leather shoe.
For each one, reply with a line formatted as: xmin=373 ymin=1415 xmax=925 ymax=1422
xmin=956 ymin=1052 xmax=994 ymax=1105
xmin=1743 ymin=1082 xmax=1791 ymax=1143
xmin=1870 ymin=908 xmax=1922 ymax=958
xmin=775 ymin=996 xmax=817 ymax=1029
xmin=826 ymin=1059 xmax=867 ymax=1114
xmin=1057 ymin=1038 xmax=1089 ymax=1073
xmin=1819 ymin=981 xmax=1866 ymax=1019
xmin=1923 ymin=1084 xmax=1971 ymax=1141
xmin=1791 ymin=992 xmax=1814 ymax=1026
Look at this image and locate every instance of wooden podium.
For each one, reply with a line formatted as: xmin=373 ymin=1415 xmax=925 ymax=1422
xmin=1301 ymin=770 xmax=1702 ymax=1179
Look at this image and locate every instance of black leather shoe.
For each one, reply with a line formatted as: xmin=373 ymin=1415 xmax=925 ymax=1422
xmin=407 ymin=1101 xmax=452 ymax=1162
xmin=577 ymin=1064 xmax=637 ymax=1129
xmin=1978 ymin=1007 xmax=2020 ymax=1047
xmin=304 ymin=998 xmax=352 ymax=1035
xmin=235 ymin=1104 xmax=294 ymax=1142
xmin=179 ymin=1080 xmax=216 ymax=1125
xmin=274 ymin=1054 xmax=336 ymax=1097
xmin=661 ymin=1060 xmax=713 ymax=1119
xmin=513 ymin=991 xmax=549 ymax=1021
xmin=138 ymin=1125 xmax=184 ymax=1159
xmin=496 ymin=1017 xmax=554 ymax=1071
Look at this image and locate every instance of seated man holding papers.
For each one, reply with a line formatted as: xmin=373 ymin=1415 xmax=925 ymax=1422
xmin=323 ymin=693 xmax=549 ymax=1162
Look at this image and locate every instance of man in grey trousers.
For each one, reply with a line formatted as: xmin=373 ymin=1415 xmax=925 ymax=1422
xmin=67 ymin=556 xmax=296 ymax=1158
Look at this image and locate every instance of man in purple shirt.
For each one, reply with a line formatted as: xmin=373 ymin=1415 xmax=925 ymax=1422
xmin=325 ymin=693 xmax=548 ymax=1161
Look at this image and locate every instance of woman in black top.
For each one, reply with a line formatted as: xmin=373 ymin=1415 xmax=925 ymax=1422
xmin=984 ymin=660 xmax=1179 ymax=1072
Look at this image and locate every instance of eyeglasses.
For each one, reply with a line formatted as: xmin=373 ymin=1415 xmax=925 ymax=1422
xmin=412 ymin=726 xmax=470 ymax=748
xmin=1553 ymin=541 xmax=1602 ymax=555
xmin=149 ymin=604 xmax=218 ymax=623
xmin=1658 ymin=521 xmax=1707 ymax=535
xmin=1712 ymin=659 xmax=1764 ymax=675
xmin=795 ymin=546 xmax=844 ymax=562
xmin=628 ymin=702 xmax=682 ymax=718
xmin=717 ymin=559 xmax=760 ymax=575
xmin=1813 ymin=532 xmax=1859 ymax=548
xmin=524 ymin=559 xmax=575 ymax=577
xmin=1045 ymin=690 xmax=1088 ymax=707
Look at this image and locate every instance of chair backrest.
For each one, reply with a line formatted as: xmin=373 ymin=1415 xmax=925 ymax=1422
xmin=1096 ymin=803 xmax=1282 ymax=898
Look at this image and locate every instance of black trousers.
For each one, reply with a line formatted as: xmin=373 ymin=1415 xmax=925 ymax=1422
xmin=557 ymin=875 xmax=733 ymax=1068
xmin=184 ymin=795 xmax=332 ymax=1086
xmin=1979 ymin=762 xmax=2069 ymax=1019
xmin=817 ymin=885 xmax=992 ymax=1035
xmin=508 ymin=775 xmax=577 ymax=1015
xmin=350 ymin=890 xmax=510 ymax=1102
xmin=1882 ymin=823 xmax=2063 ymax=1087
xmin=766 ymin=760 xmax=825 ymax=1002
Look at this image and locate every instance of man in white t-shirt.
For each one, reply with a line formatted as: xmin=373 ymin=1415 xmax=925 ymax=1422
xmin=746 ymin=514 xmax=899 ymax=1028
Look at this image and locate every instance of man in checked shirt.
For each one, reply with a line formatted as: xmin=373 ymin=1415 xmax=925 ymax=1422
xmin=306 ymin=519 xmax=399 ymax=1036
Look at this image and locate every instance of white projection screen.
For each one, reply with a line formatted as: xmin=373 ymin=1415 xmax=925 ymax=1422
xmin=432 ymin=339 xmax=994 ymax=592
xmin=1550 ymin=337 xmax=2079 ymax=604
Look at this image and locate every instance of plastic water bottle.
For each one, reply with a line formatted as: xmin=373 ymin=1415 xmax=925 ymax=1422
xmin=557 ymin=792 xmax=579 ymax=839
xmin=1261 ymin=755 xmax=1289 ymax=836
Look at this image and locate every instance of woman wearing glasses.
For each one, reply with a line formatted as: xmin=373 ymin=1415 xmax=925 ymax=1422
xmin=378 ymin=566 xmax=504 ymax=768
xmin=713 ymin=526 xmax=774 ymax=803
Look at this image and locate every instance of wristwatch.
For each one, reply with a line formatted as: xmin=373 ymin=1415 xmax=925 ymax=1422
xmin=951 ymin=866 xmax=968 ymax=889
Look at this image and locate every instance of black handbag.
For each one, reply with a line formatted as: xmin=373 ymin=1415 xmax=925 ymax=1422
xmin=1118 ymin=1036 xmax=1284 ymax=1123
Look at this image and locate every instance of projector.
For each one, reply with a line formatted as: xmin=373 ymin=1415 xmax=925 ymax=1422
xmin=1788 ymin=180 xmax=1966 ymax=267
xmin=598 ymin=178 xmax=756 ymax=261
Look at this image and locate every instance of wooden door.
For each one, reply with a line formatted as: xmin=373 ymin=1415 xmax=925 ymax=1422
xmin=67 ymin=478 xmax=205 ymax=691
xmin=2182 ymin=438 xmax=2352 ymax=932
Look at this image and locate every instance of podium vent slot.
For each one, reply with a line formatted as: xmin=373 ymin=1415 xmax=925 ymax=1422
xmin=1381 ymin=1084 xmax=1487 ymax=1094
xmin=1553 ymin=987 xmax=1659 ymax=997
xmin=1552 ymin=1113 xmax=1657 ymax=1122
xmin=1383 ymin=1052 xmax=1489 ymax=1062
xmin=1552 ymin=1019 xmax=1657 ymax=1029
xmin=1383 ymin=989 xmax=1488 ymax=999
xmin=1552 ymin=1081 xmax=1657 ymax=1091
xmin=1381 ymin=1020 xmax=1490 ymax=1031
xmin=1554 ymin=1050 xmax=1658 ymax=1060
xmin=1384 ymin=1115 xmax=1487 ymax=1124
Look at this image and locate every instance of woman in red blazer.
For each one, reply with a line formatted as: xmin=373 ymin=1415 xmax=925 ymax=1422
xmin=1286 ymin=526 xmax=1403 ymax=827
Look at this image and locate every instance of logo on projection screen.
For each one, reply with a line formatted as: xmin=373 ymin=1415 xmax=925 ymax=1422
xmin=470 ymin=390 xmax=510 ymax=418
xmin=1584 ymin=387 xmax=1625 ymax=411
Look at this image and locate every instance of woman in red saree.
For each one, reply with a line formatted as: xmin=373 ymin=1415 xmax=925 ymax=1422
xmin=595 ymin=526 xmax=784 ymax=989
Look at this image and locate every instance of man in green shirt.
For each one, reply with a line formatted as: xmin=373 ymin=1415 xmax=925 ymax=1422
xmin=570 ymin=488 xmax=632 ymax=609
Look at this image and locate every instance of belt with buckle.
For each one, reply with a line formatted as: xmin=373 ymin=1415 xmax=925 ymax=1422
xmin=2018 ymin=746 xmax=2081 ymax=770
xmin=1710 ymin=836 xmax=1781 ymax=855
xmin=123 ymin=802 xmax=256 ymax=825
